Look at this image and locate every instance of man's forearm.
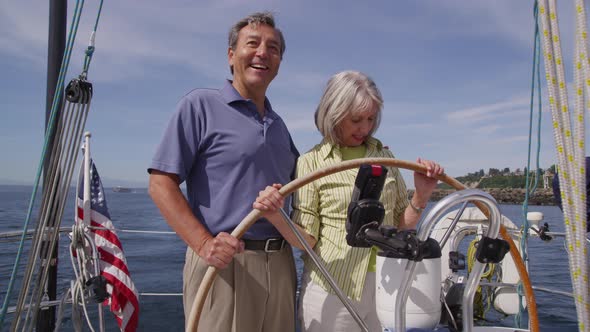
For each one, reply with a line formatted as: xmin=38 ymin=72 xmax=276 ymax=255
xmin=148 ymin=172 xmax=212 ymax=253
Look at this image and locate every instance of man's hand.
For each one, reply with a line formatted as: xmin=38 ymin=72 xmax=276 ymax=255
xmin=197 ymin=232 xmax=245 ymax=269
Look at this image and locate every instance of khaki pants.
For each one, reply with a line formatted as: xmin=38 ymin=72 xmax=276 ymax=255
xmin=183 ymin=245 xmax=296 ymax=332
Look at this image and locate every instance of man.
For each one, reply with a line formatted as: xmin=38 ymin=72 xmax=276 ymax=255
xmin=148 ymin=12 xmax=298 ymax=331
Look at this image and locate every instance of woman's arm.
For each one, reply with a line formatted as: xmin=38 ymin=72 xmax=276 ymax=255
xmin=399 ymin=157 xmax=444 ymax=229
xmin=254 ymin=184 xmax=318 ymax=250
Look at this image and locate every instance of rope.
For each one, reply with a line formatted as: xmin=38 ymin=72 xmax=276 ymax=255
xmin=538 ymin=1 xmax=590 ymax=330
xmin=67 ymin=225 xmax=101 ymax=332
xmin=53 ymin=287 xmax=72 ymax=332
xmin=467 ymin=237 xmax=496 ymax=320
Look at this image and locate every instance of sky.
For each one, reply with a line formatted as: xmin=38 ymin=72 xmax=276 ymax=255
xmin=0 ymin=1 xmax=588 ymax=188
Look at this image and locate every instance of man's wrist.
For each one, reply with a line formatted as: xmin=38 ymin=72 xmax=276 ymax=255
xmin=196 ymin=235 xmax=213 ymax=254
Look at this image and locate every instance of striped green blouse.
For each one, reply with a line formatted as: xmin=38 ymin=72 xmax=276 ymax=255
xmin=292 ymin=137 xmax=409 ymax=301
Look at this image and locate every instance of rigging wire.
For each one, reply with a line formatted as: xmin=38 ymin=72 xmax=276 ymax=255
xmin=1 ymin=0 xmax=107 ymax=329
xmin=516 ymin=1 xmax=545 ymax=327
xmin=0 ymin=0 xmax=86 ymax=326
xmin=81 ymin=0 xmax=104 ymax=80
xmin=20 ymin=81 xmax=93 ymax=330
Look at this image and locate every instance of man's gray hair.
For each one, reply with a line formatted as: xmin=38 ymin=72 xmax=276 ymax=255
xmin=314 ymin=71 xmax=383 ymax=145
xmin=228 ymin=11 xmax=286 ymax=74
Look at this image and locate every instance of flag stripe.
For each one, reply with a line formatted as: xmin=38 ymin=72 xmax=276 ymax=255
xmin=102 ymin=271 xmax=139 ymax=331
xmin=98 ymin=247 xmax=131 ymax=275
xmin=90 ymin=220 xmax=124 ymax=249
xmin=77 ymin=206 xmax=124 ymax=248
xmin=76 ymin=160 xmax=139 ymax=332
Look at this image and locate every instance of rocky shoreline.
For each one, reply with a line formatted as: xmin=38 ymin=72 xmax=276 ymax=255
xmin=410 ymin=188 xmax=557 ymax=206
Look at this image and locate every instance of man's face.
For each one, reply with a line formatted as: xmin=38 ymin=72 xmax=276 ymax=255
xmin=228 ymin=23 xmax=282 ymax=95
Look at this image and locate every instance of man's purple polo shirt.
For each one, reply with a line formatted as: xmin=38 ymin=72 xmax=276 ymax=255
xmin=149 ymin=80 xmax=298 ymax=239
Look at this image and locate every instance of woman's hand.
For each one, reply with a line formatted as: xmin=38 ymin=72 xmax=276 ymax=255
xmin=412 ymin=157 xmax=444 ymax=206
xmin=253 ymin=183 xmax=285 ymax=216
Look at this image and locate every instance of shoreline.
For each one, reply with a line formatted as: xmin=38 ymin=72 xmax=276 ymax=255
xmin=411 ymin=188 xmax=556 ymax=206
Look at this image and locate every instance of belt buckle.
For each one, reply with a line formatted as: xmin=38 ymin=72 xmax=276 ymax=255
xmin=264 ymin=238 xmax=284 ymax=253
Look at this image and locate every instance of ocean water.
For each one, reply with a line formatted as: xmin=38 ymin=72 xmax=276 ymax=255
xmin=0 ymin=185 xmax=581 ymax=331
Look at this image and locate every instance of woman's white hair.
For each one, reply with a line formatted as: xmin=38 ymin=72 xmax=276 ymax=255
xmin=314 ymin=70 xmax=383 ymax=145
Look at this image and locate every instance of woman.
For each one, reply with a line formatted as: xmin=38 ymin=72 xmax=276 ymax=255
xmin=254 ymin=70 xmax=443 ymax=331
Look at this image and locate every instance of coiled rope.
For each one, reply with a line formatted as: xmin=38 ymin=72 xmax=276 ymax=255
xmin=67 ymin=227 xmax=101 ymax=332
xmin=467 ymin=236 xmax=497 ymax=320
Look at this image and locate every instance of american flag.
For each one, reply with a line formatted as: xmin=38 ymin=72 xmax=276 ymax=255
xmin=76 ymin=160 xmax=139 ymax=332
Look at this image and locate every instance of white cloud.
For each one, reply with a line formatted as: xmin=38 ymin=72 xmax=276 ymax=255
xmin=446 ymin=97 xmax=529 ymax=123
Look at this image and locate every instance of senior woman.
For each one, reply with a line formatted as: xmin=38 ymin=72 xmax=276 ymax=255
xmin=254 ymin=70 xmax=443 ymax=332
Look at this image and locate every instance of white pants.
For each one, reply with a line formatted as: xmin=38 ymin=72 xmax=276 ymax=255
xmin=299 ymin=271 xmax=383 ymax=332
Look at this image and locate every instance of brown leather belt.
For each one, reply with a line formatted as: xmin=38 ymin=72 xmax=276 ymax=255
xmin=243 ymin=238 xmax=285 ymax=252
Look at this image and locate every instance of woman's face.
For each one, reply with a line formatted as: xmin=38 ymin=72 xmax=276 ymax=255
xmin=337 ymin=108 xmax=378 ymax=147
